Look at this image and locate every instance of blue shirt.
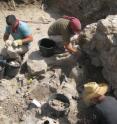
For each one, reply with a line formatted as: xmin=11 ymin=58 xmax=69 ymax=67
xmin=5 ymin=21 xmax=32 ymax=40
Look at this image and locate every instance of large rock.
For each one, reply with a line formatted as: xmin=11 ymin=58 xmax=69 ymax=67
xmin=27 ymin=50 xmax=73 ymax=75
xmin=27 ymin=51 xmax=48 ymax=75
xmin=49 ymin=0 xmax=117 ymax=26
xmin=27 ymin=50 xmax=80 ymax=75
xmin=79 ymin=15 xmax=117 ymax=96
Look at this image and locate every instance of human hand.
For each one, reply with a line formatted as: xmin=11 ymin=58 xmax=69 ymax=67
xmin=12 ymin=39 xmax=23 ymax=47
xmin=5 ymin=40 xmax=13 ymax=47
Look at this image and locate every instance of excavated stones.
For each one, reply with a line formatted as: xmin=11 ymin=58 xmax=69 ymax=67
xmin=79 ymin=15 xmax=117 ymax=97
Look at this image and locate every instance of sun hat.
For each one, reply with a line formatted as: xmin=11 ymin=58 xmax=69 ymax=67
xmin=83 ymin=82 xmax=108 ymax=104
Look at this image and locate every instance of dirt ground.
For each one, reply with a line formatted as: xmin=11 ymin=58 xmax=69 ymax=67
xmin=0 ymin=3 xmax=62 ymax=124
xmin=0 ymin=3 xmax=106 ymax=124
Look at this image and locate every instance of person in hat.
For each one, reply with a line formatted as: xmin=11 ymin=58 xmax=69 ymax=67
xmin=82 ymin=82 xmax=117 ymax=124
xmin=3 ymin=15 xmax=33 ymax=61
xmin=48 ymin=16 xmax=81 ymax=57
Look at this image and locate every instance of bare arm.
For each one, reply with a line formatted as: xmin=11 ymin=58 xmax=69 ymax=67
xmin=3 ymin=33 xmax=10 ymax=41
xmin=22 ymin=35 xmax=33 ymax=44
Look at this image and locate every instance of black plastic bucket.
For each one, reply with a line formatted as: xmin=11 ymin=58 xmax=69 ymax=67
xmin=39 ymin=38 xmax=56 ymax=57
xmin=5 ymin=61 xmax=20 ymax=78
xmin=47 ymin=93 xmax=70 ymax=117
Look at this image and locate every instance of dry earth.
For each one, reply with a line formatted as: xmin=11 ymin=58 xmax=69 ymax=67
xmin=0 ymin=2 xmax=111 ymax=124
xmin=0 ymin=3 xmax=63 ymax=124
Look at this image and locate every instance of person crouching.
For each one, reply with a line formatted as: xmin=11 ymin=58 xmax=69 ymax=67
xmin=82 ymin=82 xmax=117 ymax=124
xmin=3 ymin=15 xmax=33 ymax=62
xmin=48 ymin=16 xmax=81 ymax=58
